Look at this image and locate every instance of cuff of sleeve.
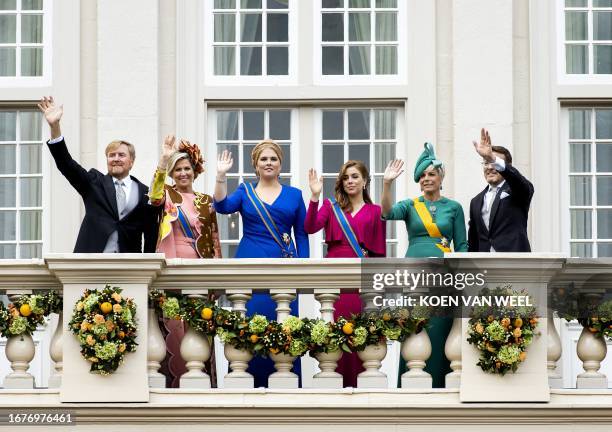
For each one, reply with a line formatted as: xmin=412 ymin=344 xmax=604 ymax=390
xmin=48 ymin=136 xmax=64 ymax=144
xmin=493 ymin=156 xmax=506 ymax=172
xmin=149 ymin=169 xmax=166 ymax=202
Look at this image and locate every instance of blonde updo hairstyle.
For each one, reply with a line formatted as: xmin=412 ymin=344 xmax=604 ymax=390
xmin=167 ymin=152 xmax=197 ymax=179
xmin=251 ymin=139 xmax=283 ymax=177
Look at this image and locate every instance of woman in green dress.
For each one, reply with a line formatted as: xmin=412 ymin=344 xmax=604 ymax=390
xmin=381 ymin=142 xmax=468 ymax=388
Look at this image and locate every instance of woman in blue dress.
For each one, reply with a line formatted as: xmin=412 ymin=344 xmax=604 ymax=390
xmin=213 ymin=140 xmax=309 ymax=387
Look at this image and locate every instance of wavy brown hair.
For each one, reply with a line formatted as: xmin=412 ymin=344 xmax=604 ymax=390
xmin=334 ymin=160 xmax=372 ymax=212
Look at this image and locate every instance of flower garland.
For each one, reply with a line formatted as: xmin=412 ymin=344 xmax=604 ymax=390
xmin=467 ymin=286 xmax=539 ymax=375
xmin=69 ymin=285 xmax=137 ymax=375
xmin=0 ymin=291 xmax=61 ymax=338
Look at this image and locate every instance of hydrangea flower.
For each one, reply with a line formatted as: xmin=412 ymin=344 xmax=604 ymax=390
xmin=282 ymin=316 xmax=303 ymax=333
xmin=310 ymin=321 xmax=329 ymax=345
xmin=353 ymin=326 xmax=368 ymax=347
xmin=498 ymin=344 xmax=521 ymax=364
xmin=288 ymin=339 xmax=307 ymax=356
xmin=28 ymin=295 xmax=45 ymax=315
xmin=121 ymin=307 xmax=133 ymax=323
xmin=161 ymin=297 xmax=180 ymax=319
xmin=83 ymin=294 xmax=100 ymax=313
xmin=92 ymin=323 xmax=109 ymax=336
xmin=486 ymin=320 xmax=506 ymax=342
xmin=94 ymin=341 xmax=118 ymax=360
xmin=249 ymin=315 xmax=269 ymax=334
xmin=216 ymin=328 xmax=231 ymax=343
xmin=383 ymin=327 xmax=402 ymax=341
xmin=8 ymin=316 xmax=27 ymax=335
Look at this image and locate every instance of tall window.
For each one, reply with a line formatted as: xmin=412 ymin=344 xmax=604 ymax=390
xmin=568 ymin=108 xmax=612 ymax=257
xmin=0 ymin=0 xmax=45 ymax=77
xmin=213 ymin=0 xmax=290 ymax=76
xmin=0 ymin=110 xmax=43 ymax=258
xmin=321 ymin=0 xmax=398 ymax=76
xmin=564 ymin=0 xmax=612 ymax=74
xmin=214 ymin=108 xmax=293 ymax=256
xmin=320 ymin=108 xmax=398 ymax=256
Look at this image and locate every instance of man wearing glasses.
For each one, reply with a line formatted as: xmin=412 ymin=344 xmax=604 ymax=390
xmin=468 ymin=128 xmax=534 ymax=252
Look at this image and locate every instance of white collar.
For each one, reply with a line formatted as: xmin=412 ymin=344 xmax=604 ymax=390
xmin=488 ymin=180 xmax=505 ymax=192
xmin=113 ymin=175 xmax=133 ymax=188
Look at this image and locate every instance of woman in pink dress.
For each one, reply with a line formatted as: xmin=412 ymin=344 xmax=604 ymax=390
xmin=304 ymin=160 xmax=386 ymax=387
xmin=149 ymin=135 xmax=222 ymax=387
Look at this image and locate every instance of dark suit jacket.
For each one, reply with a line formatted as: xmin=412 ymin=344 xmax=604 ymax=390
xmin=468 ymin=164 xmax=534 ymax=252
xmin=48 ymin=139 xmax=158 ymax=253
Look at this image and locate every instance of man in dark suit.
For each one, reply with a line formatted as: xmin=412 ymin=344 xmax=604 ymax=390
xmin=468 ymin=128 xmax=534 ymax=252
xmin=38 ymin=96 xmax=158 ymax=253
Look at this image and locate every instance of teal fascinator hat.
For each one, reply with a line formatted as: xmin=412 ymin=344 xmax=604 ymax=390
xmin=413 ymin=142 xmax=443 ymax=182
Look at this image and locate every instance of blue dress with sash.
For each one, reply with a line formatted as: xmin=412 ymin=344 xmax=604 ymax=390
xmin=213 ymin=182 xmax=309 ymax=387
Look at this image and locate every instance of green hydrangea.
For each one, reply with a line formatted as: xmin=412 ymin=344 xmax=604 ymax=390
xmin=410 ymin=305 xmax=431 ymax=320
xmin=91 ymin=323 xmax=109 ymax=336
xmin=161 ymin=297 xmax=180 ymax=319
xmin=289 ymin=339 xmax=308 ymax=356
xmin=522 ymin=328 xmax=534 ymax=345
xmin=121 ymin=306 xmax=133 ymax=323
xmin=216 ymin=328 xmax=231 ymax=343
xmin=310 ymin=321 xmax=329 ymax=345
xmin=498 ymin=345 xmax=521 ymax=364
xmin=94 ymin=342 xmax=118 ymax=360
xmin=83 ymin=294 xmax=99 ymax=313
xmin=8 ymin=316 xmax=27 ymax=335
xmin=597 ymin=300 xmax=612 ymax=322
xmin=353 ymin=326 xmax=368 ymax=347
xmin=282 ymin=316 xmax=303 ymax=333
xmin=249 ymin=315 xmax=269 ymax=334
xmin=383 ymin=327 xmax=402 ymax=341
xmin=486 ymin=320 xmax=506 ymax=342
xmin=28 ymin=295 xmax=45 ymax=315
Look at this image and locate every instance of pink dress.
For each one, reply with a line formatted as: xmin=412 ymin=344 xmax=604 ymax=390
xmin=157 ymin=192 xmax=200 ymax=258
xmin=304 ymin=199 xmax=386 ymax=387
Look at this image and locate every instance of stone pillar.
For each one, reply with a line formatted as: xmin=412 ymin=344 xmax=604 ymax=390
xmin=48 ymin=306 xmax=64 ymax=389
xmin=223 ymin=290 xmax=254 ymax=388
xmin=547 ymin=313 xmax=563 ymax=389
xmin=400 ymin=329 xmax=433 ymax=388
xmin=269 ymin=290 xmax=298 ymax=388
xmin=147 ymin=307 xmax=167 ymax=388
xmin=3 ymin=291 xmax=35 ymax=389
xmin=312 ymin=290 xmax=342 ymax=389
xmin=444 ymin=317 xmax=462 ymax=388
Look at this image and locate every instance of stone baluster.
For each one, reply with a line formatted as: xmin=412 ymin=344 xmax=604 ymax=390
xmin=547 ymin=311 xmax=563 ymax=389
xmin=444 ymin=317 xmax=462 ymax=388
xmin=576 ymin=326 xmax=608 ymax=388
xmin=147 ymin=304 xmax=167 ymax=388
xmin=312 ymin=290 xmax=342 ymax=389
xmin=269 ymin=289 xmax=299 ymax=389
xmin=48 ymin=294 xmax=64 ymax=389
xmin=357 ymin=288 xmax=388 ymax=388
xmin=223 ymin=290 xmax=254 ymax=388
xmin=3 ymin=291 xmax=36 ymax=389
xmin=179 ymin=291 xmax=211 ymax=389
xmin=399 ymin=288 xmax=432 ymax=389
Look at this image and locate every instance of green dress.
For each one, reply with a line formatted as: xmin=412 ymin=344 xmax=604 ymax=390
xmin=384 ymin=196 xmax=468 ymax=388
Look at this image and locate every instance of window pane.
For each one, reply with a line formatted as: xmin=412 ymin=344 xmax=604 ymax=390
xmin=240 ymin=46 xmax=262 ymax=75
xmin=348 ymin=110 xmax=370 ymax=139
xmin=20 ymin=177 xmax=41 ymax=206
xmin=279 ymin=144 xmax=291 ymax=170
xmin=597 ymin=144 xmax=612 ymax=172
xmin=269 ymin=110 xmax=291 ymax=140
xmin=570 ymin=143 xmax=591 ymax=172
xmin=374 ymin=109 xmax=395 ymax=139
xmin=597 ymin=177 xmax=612 ymax=205
xmin=348 ymin=143 xmax=370 ymax=170
xmin=322 ymin=144 xmax=344 ymax=173
xmin=594 ymin=12 xmax=612 ymax=40
xmin=377 ymin=0 xmax=397 ymax=7
xmin=322 ymin=13 xmax=343 ymax=42
xmin=570 ymin=176 xmax=591 ymax=205
xmin=597 ymin=209 xmax=612 ymax=238
xmin=349 ymin=45 xmax=370 ymax=74
xmin=323 ymin=177 xmax=337 ymax=199
xmin=598 ymin=243 xmax=612 ymax=257
xmin=0 ymin=145 xmax=15 ymax=174
xmin=0 ymin=0 xmax=16 ymax=9
xmin=218 ymin=211 xmax=240 ymax=241
xmin=243 ymin=111 xmax=265 ymax=140
xmin=20 ymin=144 xmax=41 ymax=174
xmin=0 ymin=210 xmax=16 ymax=240
xmin=20 ymin=243 xmax=41 ymax=258
xmin=566 ymin=45 xmax=588 ymax=74
xmin=240 ymin=13 xmax=262 ymax=42
xmin=375 ymin=142 xmax=395 ymax=173
xmin=374 ymin=175 xmax=395 ymax=205
xmin=21 ymin=14 xmax=42 ymax=43
xmin=0 ymin=178 xmax=16 ymax=206
xmin=349 ymin=0 xmax=370 ymax=7
xmin=571 ymin=209 xmax=592 ymax=239
xmin=215 ymin=0 xmax=236 ymax=7
xmin=268 ymin=0 xmax=289 ymax=8
xmin=241 ymin=0 xmax=262 ymax=8
xmin=214 ymin=14 xmax=236 ymax=42
xmin=268 ymin=13 xmax=288 ymax=42
xmin=0 ymin=111 xmax=16 ymax=141
xmin=571 ymin=242 xmax=591 ymax=258
xmin=349 ymin=13 xmax=370 ymax=41
xmin=21 ymin=47 xmax=42 ymax=76
xmin=376 ymin=12 xmax=396 ymax=41
xmin=322 ymin=111 xmax=344 ymax=140
xmin=0 ymin=244 xmax=16 ymax=258
xmin=594 ymin=0 xmax=612 ymax=6
xmin=0 ymin=47 xmax=16 ymax=76
xmin=570 ymin=109 xmax=591 ymax=139
xmin=243 ymin=143 xmax=256 ymax=174
xmin=217 ymin=111 xmax=239 ymax=140
xmin=323 ymin=0 xmax=343 ymax=7
xmin=376 ymin=46 xmax=397 ymax=74
xmin=214 ymin=47 xmax=235 ymax=75
xmin=595 ymin=45 xmax=612 ymax=74
xmin=267 ymin=46 xmax=288 ymax=75
xmin=21 ymin=0 xmax=42 ymax=9
xmin=20 ymin=210 xmax=41 ymax=240
xmin=322 ymin=46 xmax=344 ymax=74
xmin=20 ymin=111 xmax=41 ymax=141
xmin=566 ymin=12 xmax=587 ymax=40
xmin=596 ymin=110 xmax=612 ymax=139
xmin=0 ymin=15 xmax=16 ymax=43
xmin=216 ymin=143 xmax=239 ymax=173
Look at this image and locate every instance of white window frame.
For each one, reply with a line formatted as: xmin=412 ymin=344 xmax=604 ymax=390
xmin=0 ymin=0 xmax=52 ymax=87
xmin=557 ymin=0 xmax=612 ymax=84
xmin=206 ymin=106 xmax=300 ymax=255
xmin=312 ymin=106 xmax=406 ymax=258
xmin=203 ymin=0 xmax=298 ymax=85
xmin=314 ymin=0 xmax=407 ymax=86
xmin=562 ymin=106 xmax=612 ymax=258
